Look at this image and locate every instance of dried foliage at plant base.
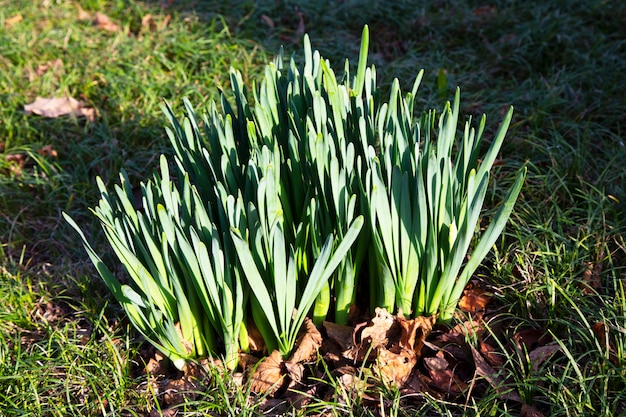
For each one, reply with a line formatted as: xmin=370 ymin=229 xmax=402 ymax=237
xmin=136 ymin=312 xmax=561 ymax=415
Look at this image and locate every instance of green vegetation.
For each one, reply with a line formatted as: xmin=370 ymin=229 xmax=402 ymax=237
xmin=1 ymin=0 xmax=625 ymax=416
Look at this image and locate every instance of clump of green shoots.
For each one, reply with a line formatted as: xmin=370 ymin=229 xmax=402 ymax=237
xmin=66 ymin=25 xmax=524 ymax=370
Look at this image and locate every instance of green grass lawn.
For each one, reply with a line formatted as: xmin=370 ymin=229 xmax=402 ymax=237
xmin=1 ymin=0 xmax=625 ymax=415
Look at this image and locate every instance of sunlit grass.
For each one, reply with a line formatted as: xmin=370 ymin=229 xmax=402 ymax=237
xmin=1 ymin=0 xmax=625 ymax=415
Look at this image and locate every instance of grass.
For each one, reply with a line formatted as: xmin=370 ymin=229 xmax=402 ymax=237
xmin=1 ymin=0 xmax=625 ymax=415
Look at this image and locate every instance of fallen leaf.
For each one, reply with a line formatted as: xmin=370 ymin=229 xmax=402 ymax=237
xmin=528 ymin=344 xmax=561 ymax=372
xmin=458 ymin=285 xmax=491 ymax=316
xmin=513 ymin=329 xmax=551 ymax=352
xmin=375 ymin=347 xmax=416 ymax=387
xmin=592 ymin=322 xmax=620 ymax=365
xmin=323 ymin=321 xmax=354 ymax=351
xmin=140 ymin=13 xmax=170 ymax=33
xmin=141 ymin=14 xmax=157 ymax=32
xmin=24 ymin=97 xmax=95 ymax=122
xmin=451 ymin=319 xmax=484 ymax=339
xmin=342 ymin=311 xmax=435 ymax=388
xmin=145 ymin=357 xmax=163 ymax=374
xmin=29 ymin=59 xmax=64 ymax=82
xmin=397 ymin=314 xmax=434 ymax=355
xmin=34 ymin=301 xmax=64 ymax=324
xmin=238 ymin=352 xmax=260 ymax=371
xmin=150 ymin=408 xmax=177 ymax=417
xmin=283 ymin=360 xmax=305 ymax=386
xmin=471 ymin=344 xmax=521 ymax=402
xmin=5 ymin=14 xmax=23 ymax=29
xmin=333 ymin=366 xmax=369 ymax=399
xmin=425 ymin=356 xmax=467 ymax=394
xmin=38 ymin=145 xmax=58 ymax=158
xmin=288 ymin=318 xmax=322 ymax=364
xmin=424 ymin=356 xmax=448 ymax=372
xmin=479 ymin=340 xmax=504 ymax=367
xmin=161 ymin=14 xmax=171 ymax=30
xmin=5 ymin=153 xmax=27 ymax=175
xmin=232 ymin=371 xmax=245 ymax=387
xmin=356 ymin=307 xmax=397 ymax=350
xmin=160 ymin=375 xmax=199 ymax=406
xmin=581 ymin=262 xmax=602 ymax=293
xmin=93 ymin=12 xmax=121 ymax=32
xmin=76 ymin=4 xmax=91 ymax=20
xmin=592 ymin=322 xmax=608 ymax=345
xmin=521 ymin=403 xmax=545 ymax=417
xmin=250 ymin=350 xmax=286 ymax=395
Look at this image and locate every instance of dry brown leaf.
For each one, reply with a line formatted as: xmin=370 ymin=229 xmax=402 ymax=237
xmin=451 ymin=319 xmax=484 ymax=339
xmin=521 ymin=403 xmax=546 ymax=417
xmin=288 ymin=318 xmax=322 ymax=364
xmin=250 ymin=350 xmax=285 ymax=395
xmin=581 ymin=262 xmax=602 ymax=293
xmin=426 ymin=364 xmax=467 ymax=394
xmin=358 ymin=307 xmax=397 ymax=349
xmin=471 ymin=344 xmax=521 ymax=402
xmin=479 ymin=340 xmax=504 ymax=367
xmin=160 ymin=376 xmax=200 ymax=406
xmin=38 ymin=145 xmax=58 ymax=158
xmin=5 ymin=153 xmax=27 ymax=175
xmin=513 ymin=329 xmax=551 ymax=352
xmin=345 ymin=310 xmax=434 ymax=387
xmin=34 ymin=301 xmax=64 ymax=324
xmin=145 ymin=357 xmax=163 ymax=374
xmin=93 ymin=12 xmax=121 ymax=32
xmin=592 ymin=322 xmax=609 ymax=345
xmin=24 ymin=97 xmax=95 ymax=122
xmin=140 ymin=14 xmax=170 ymax=32
xmin=375 ymin=347 xmax=416 ymax=387
xmin=458 ymin=286 xmax=491 ymax=315
xmin=323 ymin=321 xmax=354 ymax=351
xmin=424 ymin=355 xmax=448 ymax=372
xmin=150 ymin=408 xmax=177 ymax=417
xmin=5 ymin=14 xmax=23 ymax=29
xmin=528 ymin=344 xmax=561 ymax=372
xmin=334 ymin=366 xmax=368 ymax=397
xmin=283 ymin=360 xmax=305 ymax=386
xmin=397 ymin=314 xmax=434 ymax=355
xmin=29 ymin=59 xmax=63 ymax=82
xmin=238 ymin=352 xmax=260 ymax=371
xmin=77 ymin=4 xmax=91 ymax=20
xmin=162 ymin=14 xmax=171 ymax=29
xmin=141 ymin=14 xmax=157 ymax=32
